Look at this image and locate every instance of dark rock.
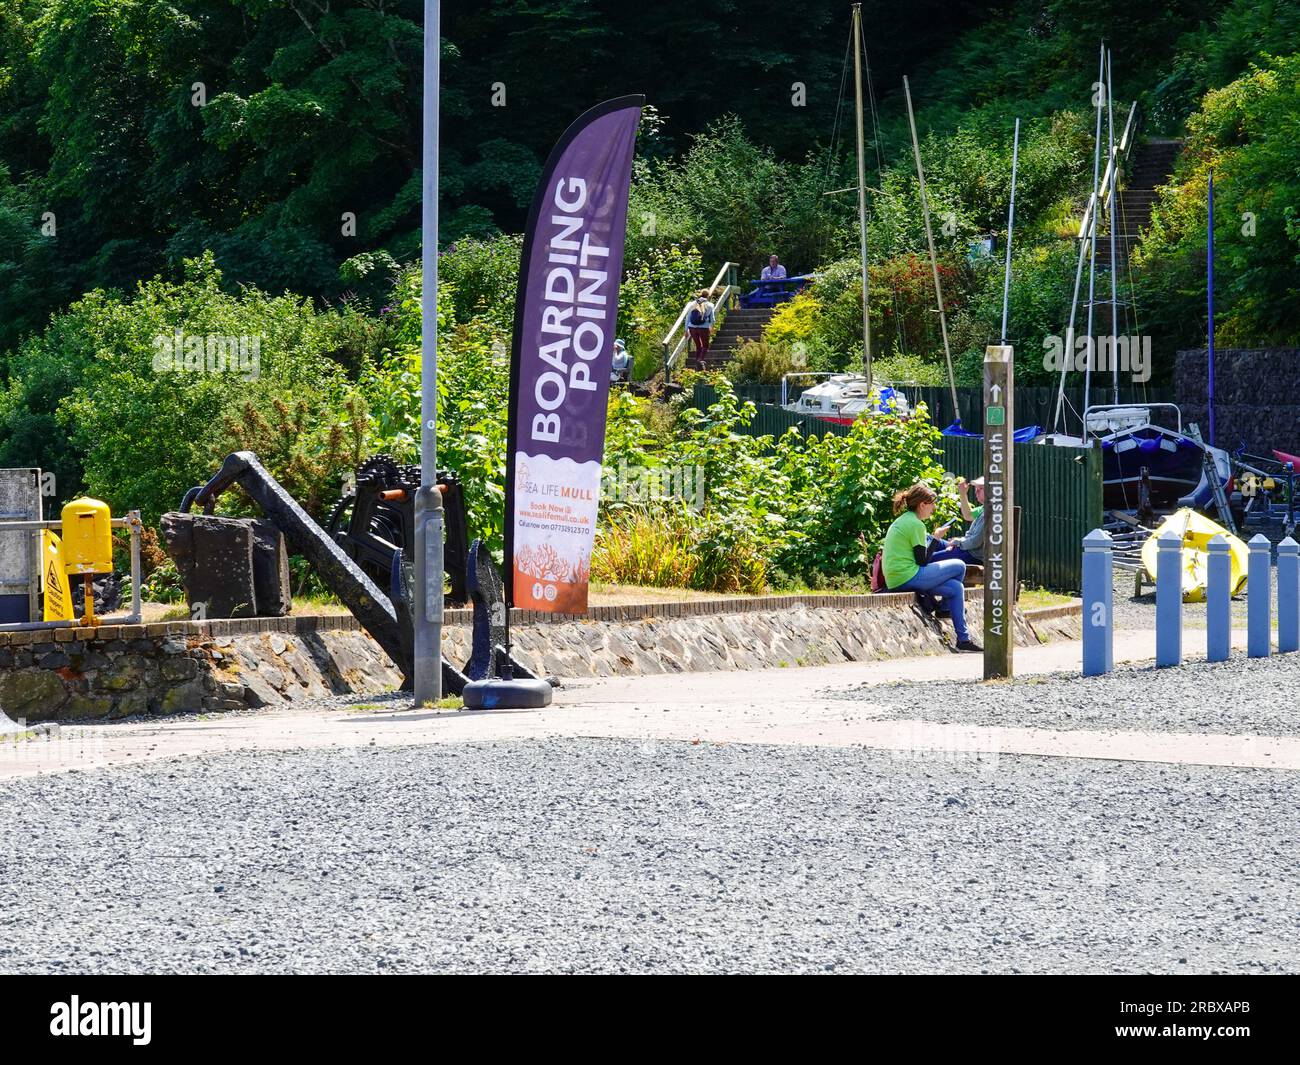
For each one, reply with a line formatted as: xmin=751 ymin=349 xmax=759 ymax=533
xmin=159 ymin=680 xmax=206 ymax=713
xmin=160 ymin=512 xmax=258 ymax=619
xmin=250 ymin=519 xmax=292 ymax=617
xmin=100 ymin=655 xmax=150 ymax=691
xmin=71 ymin=651 xmax=110 ymax=672
xmin=63 ymin=695 xmax=115 ymax=720
xmin=160 ymin=657 xmax=200 ymax=682
xmin=111 ymin=691 xmax=150 ymax=718
xmin=0 ymin=671 xmax=68 ymax=721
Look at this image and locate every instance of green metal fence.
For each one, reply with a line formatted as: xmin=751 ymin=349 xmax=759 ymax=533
xmin=938 ymin=435 xmax=1102 ymax=592
xmin=691 ymin=383 xmax=850 ymax=446
xmin=720 ymin=381 xmax=1174 ymax=434
xmin=691 ymin=383 xmax=1101 ymax=591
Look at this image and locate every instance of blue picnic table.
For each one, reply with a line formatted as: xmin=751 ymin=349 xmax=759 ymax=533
xmin=738 ymin=274 xmax=812 ymax=308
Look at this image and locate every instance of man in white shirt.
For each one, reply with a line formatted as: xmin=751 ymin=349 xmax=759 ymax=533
xmin=760 ymin=254 xmax=787 ymax=281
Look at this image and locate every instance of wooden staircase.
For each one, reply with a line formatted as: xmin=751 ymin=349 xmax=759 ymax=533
xmin=693 ymin=306 xmax=774 ymax=370
xmin=1094 ymin=137 xmax=1182 ymax=271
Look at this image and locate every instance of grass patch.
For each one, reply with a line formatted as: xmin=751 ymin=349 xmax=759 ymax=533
xmin=1017 ymin=587 xmax=1075 ymax=610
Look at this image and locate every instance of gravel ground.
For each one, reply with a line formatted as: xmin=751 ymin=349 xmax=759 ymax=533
xmin=834 ymin=651 xmax=1300 ymax=737
xmin=1 ymin=738 xmax=1296 ymax=974
xmin=1111 ymin=566 xmax=1256 ymax=631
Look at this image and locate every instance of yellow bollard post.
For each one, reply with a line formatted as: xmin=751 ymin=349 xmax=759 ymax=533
xmin=60 ymin=497 xmax=113 ymax=626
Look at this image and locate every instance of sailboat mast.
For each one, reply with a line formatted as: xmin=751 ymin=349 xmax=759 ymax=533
xmin=1082 ymin=43 xmax=1106 ymax=426
xmin=904 ymin=75 xmax=959 ymax=421
xmin=852 ymin=4 xmax=872 ymax=386
xmin=1208 ymin=170 xmax=1216 ymax=446
xmin=1001 ymin=119 xmax=1021 ymax=344
xmin=1106 ymin=48 xmax=1119 ymax=405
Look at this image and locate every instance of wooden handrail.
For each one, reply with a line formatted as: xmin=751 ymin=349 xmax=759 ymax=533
xmin=661 ymin=260 xmax=738 ymax=380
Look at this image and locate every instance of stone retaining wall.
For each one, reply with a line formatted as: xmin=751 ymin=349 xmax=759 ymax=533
xmin=0 ymin=596 xmax=1081 ymax=723
xmin=1176 ymin=348 xmax=1300 ymax=455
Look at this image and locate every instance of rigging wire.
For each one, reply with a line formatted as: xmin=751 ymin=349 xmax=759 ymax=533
xmin=857 ymin=31 xmax=909 ymax=361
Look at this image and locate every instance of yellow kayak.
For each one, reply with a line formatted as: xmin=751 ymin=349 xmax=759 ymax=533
xmin=1140 ymin=508 xmax=1248 ymax=603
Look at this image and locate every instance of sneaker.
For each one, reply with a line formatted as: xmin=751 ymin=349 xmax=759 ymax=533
xmin=954 ymin=638 xmax=982 ymax=653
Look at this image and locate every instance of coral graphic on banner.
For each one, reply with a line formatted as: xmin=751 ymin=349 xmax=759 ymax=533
xmin=512 ymin=452 xmax=601 ymax=612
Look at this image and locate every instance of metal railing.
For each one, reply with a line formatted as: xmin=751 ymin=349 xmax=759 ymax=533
xmin=661 ymin=261 xmax=739 ymax=382
xmin=0 ymin=511 xmax=144 ymax=631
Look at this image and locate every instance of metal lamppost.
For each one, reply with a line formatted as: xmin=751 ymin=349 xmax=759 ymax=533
xmin=413 ymin=0 xmax=445 ymax=705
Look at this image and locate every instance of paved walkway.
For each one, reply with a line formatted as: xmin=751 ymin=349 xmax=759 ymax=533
xmin=4 ymin=627 xmax=1288 ymax=779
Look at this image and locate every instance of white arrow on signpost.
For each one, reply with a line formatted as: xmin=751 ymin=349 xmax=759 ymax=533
xmin=990 ymin=383 xmax=1002 ymax=404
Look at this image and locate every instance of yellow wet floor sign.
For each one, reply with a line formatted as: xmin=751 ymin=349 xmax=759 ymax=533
xmin=41 ymin=529 xmax=74 ymax=622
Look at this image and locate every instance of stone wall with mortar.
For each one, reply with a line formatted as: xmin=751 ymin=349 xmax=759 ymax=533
xmin=1176 ymin=348 xmax=1300 ymax=455
xmin=0 ymin=595 xmax=1081 ymax=724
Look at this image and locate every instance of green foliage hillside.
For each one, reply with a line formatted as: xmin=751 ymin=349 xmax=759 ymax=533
xmin=2 ymin=0 xmax=1300 ymax=595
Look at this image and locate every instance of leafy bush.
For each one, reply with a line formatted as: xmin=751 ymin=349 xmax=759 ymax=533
xmin=437 ymin=235 xmax=524 ymax=330
xmin=1 ymin=253 xmax=369 ymax=523
xmin=763 ymin=292 xmax=820 ymax=346
xmin=627 ymin=116 xmax=853 ymax=274
xmin=776 ymin=403 xmax=954 ymax=578
xmin=1138 ymin=54 xmax=1300 ymax=349
xmin=871 ymin=353 xmax=951 ymax=387
xmin=725 ymin=339 xmax=801 ymax=385
xmin=362 ymin=266 xmax=510 ymax=555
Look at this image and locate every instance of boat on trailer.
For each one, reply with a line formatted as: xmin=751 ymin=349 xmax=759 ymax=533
xmin=1040 ymin=48 xmax=1232 ymax=515
xmin=782 ymin=372 xmax=911 ymax=425
xmin=1044 ymin=403 xmax=1214 ymax=509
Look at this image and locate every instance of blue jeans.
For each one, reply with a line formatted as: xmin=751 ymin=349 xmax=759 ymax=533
xmin=895 ymin=559 xmax=969 ymax=641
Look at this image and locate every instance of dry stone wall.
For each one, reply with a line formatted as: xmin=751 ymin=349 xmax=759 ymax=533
xmin=0 ymin=596 xmax=1081 ymax=724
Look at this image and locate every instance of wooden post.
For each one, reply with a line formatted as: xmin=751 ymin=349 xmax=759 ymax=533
xmin=983 ymin=344 xmax=1014 ymax=679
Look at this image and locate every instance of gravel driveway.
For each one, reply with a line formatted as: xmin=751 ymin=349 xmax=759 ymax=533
xmin=832 ymin=651 xmax=1300 ymax=737
xmin=1 ymin=738 xmax=1296 ymax=974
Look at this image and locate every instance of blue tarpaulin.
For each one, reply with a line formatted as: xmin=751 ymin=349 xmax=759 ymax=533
xmin=942 ymin=419 xmax=1042 ymax=443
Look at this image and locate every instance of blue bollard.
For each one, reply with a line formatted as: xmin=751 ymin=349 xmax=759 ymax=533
xmin=1155 ymin=529 xmax=1183 ymax=667
xmin=1247 ymin=534 xmax=1272 ymax=658
xmin=1082 ymin=528 xmax=1113 ymax=676
xmin=1278 ymin=536 xmax=1299 ymax=654
xmin=1205 ymin=534 xmax=1232 ymax=662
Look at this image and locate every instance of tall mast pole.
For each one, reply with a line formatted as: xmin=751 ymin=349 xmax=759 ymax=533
xmin=1001 ymin=119 xmax=1021 ymax=345
xmin=1106 ymin=48 xmax=1119 ymax=405
xmin=852 ymin=4 xmax=872 ymax=386
xmin=1208 ymin=170 xmax=1216 ymax=446
xmin=904 ymin=76 xmax=958 ymax=422
xmin=413 ymin=0 xmax=445 ymax=705
xmin=1082 ymin=43 xmax=1105 ymax=429
xmin=1051 ymin=202 xmax=1095 ymax=435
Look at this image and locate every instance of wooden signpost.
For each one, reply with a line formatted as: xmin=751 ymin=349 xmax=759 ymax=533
xmin=983 ymin=344 xmax=1015 ymax=679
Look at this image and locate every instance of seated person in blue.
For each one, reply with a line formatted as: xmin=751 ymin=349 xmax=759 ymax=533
xmin=760 ymin=254 xmax=787 ymax=280
xmin=881 ymin=482 xmax=981 ymax=653
xmin=929 ymin=476 xmax=984 ymax=565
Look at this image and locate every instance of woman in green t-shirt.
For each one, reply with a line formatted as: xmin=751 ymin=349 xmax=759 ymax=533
xmin=881 ymin=483 xmax=981 ymax=653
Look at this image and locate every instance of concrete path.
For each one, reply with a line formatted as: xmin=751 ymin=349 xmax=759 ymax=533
xmin=4 ymin=626 xmax=1288 ymax=779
